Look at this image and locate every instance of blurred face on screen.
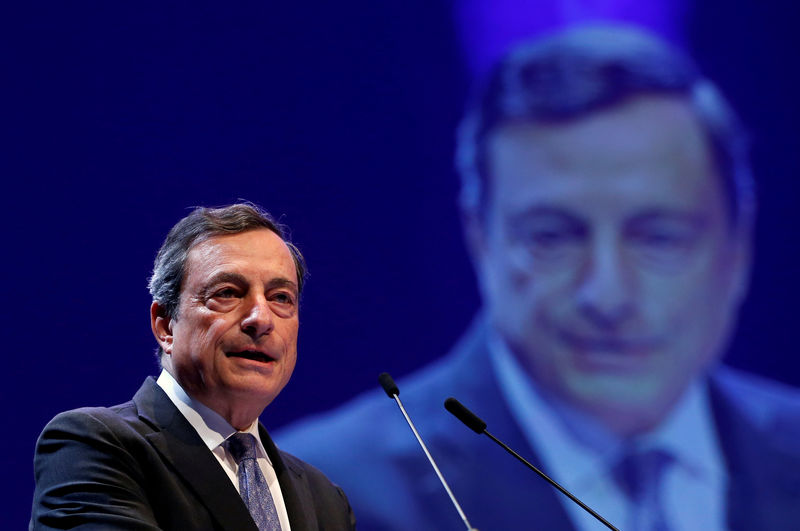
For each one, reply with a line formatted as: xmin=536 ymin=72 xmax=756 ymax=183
xmin=468 ymin=96 xmax=751 ymax=436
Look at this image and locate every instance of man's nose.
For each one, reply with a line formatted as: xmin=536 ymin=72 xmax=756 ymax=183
xmin=575 ymin=239 xmax=636 ymax=328
xmin=240 ymin=295 xmax=275 ymax=337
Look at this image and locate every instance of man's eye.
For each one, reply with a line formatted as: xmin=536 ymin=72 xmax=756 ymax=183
xmin=528 ymin=230 xmax=572 ymax=247
xmin=270 ymin=292 xmax=296 ymax=306
xmin=628 ymin=227 xmax=701 ymax=272
xmin=214 ymin=288 xmax=239 ymax=299
xmin=516 ymin=227 xmax=584 ymax=253
xmin=632 ymin=230 xmax=693 ymax=248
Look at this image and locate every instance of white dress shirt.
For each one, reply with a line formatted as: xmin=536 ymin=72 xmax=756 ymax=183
xmin=490 ymin=334 xmax=728 ymax=530
xmin=157 ymin=370 xmax=291 ymax=530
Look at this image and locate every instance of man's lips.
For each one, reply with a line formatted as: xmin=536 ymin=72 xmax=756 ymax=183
xmin=558 ymin=330 xmax=661 ymax=355
xmin=226 ymin=350 xmax=276 ymax=363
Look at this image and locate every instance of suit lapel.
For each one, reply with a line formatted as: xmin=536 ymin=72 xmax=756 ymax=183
xmin=259 ymin=423 xmax=317 ymax=531
xmin=133 ymin=378 xmax=258 ymax=531
xmin=708 ymin=371 xmax=800 ymax=529
xmin=422 ymin=319 xmax=577 ymax=530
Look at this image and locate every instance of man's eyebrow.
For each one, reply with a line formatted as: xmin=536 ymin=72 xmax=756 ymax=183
xmin=627 ymin=209 xmax=708 ymax=226
xmin=507 ymin=206 xmax=585 ymax=224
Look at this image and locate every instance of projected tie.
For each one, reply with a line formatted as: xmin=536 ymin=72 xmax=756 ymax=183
xmin=614 ymin=448 xmax=672 ymax=531
xmin=227 ymin=432 xmax=282 ymax=531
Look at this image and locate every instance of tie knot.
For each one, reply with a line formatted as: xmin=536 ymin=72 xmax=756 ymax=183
xmin=227 ymin=432 xmax=258 ymax=464
xmin=613 ymin=447 xmax=672 ymax=501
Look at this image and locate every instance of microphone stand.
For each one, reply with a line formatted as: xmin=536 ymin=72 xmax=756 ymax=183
xmin=379 ymin=373 xmax=479 ymax=531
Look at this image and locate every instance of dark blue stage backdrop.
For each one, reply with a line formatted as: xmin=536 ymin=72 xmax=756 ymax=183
xmin=6 ymin=2 xmax=799 ymax=528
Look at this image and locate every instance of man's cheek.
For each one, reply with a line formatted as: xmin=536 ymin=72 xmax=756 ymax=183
xmin=640 ymin=277 xmax=694 ymax=321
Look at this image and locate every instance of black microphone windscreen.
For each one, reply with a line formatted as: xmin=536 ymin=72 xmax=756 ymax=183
xmin=378 ymin=372 xmax=400 ymax=397
xmin=444 ymin=397 xmax=487 ymax=434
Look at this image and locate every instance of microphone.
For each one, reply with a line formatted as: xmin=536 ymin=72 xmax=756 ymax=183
xmin=378 ymin=373 xmax=479 ymax=531
xmin=444 ymin=397 xmax=619 ymax=531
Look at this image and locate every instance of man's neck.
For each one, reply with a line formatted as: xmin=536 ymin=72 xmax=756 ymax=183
xmin=160 ymin=367 xmax=263 ymax=431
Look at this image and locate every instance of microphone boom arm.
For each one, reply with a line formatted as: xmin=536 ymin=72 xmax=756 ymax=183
xmin=445 ymin=397 xmax=618 ymax=531
xmin=483 ymin=428 xmax=618 ymax=531
xmin=378 ymin=373 xmax=478 ymax=531
xmin=391 ymin=394 xmax=478 ymax=531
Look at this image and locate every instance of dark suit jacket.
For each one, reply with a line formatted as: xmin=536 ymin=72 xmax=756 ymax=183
xmin=30 ymin=377 xmax=356 ymax=530
xmin=275 ymin=318 xmax=800 ymax=531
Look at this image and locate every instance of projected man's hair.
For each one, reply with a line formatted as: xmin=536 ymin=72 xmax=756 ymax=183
xmin=456 ymin=25 xmax=755 ymax=227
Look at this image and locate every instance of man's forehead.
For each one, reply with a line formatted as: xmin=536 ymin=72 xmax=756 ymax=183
xmin=486 ymin=97 xmax=721 ymax=206
xmin=183 ymin=229 xmax=297 ymax=283
xmin=490 ymin=96 xmax=708 ymax=161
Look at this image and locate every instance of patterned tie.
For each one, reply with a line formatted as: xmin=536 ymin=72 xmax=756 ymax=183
xmin=613 ymin=448 xmax=672 ymax=531
xmin=227 ymin=432 xmax=282 ymax=531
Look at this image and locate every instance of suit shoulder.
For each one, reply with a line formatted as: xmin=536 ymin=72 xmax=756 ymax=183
xmin=31 ymin=400 xmax=164 ymax=529
xmin=712 ymin=366 xmax=800 ymax=440
xmin=275 ymin=387 xmax=391 ymax=457
xmin=714 ymin=366 xmax=800 ymax=411
xmin=277 ymin=357 xmax=456 ymax=444
xmin=40 ymin=399 xmax=146 ymax=441
xmin=274 ymin=358 xmax=469 ymax=492
xmin=34 ymin=400 xmax=156 ymax=483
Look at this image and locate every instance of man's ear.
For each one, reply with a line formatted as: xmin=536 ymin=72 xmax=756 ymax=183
xmin=728 ymin=220 xmax=755 ymax=309
xmin=150 ymin=301 xmax=174 ymax=355
xmin=462 ymin=206 xmax=501 ymax=308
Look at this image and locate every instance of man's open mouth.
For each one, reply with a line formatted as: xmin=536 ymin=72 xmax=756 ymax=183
xmin=226 ymin=350 xmax=275 ymax=363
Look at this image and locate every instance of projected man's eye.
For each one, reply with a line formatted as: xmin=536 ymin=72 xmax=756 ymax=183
xmin=507 ymin=213 xmax=587 ymax=265
xmin=627 ymin=218 xmax=704 ymax=271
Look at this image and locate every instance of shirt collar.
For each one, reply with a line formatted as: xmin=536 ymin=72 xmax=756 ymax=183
xmin=638 ymin=372 xmax=726 ymax=482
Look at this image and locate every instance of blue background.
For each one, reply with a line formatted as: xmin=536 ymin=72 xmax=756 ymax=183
xmin=6 ymin=2 xmax=799 ymax=528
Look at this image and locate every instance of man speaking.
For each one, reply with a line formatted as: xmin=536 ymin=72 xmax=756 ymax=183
xmin=30 ymin=203 xmax=356 ymax=530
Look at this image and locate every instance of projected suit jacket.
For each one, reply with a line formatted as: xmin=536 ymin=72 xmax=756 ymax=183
xmin=275 ymin=318 xmax=800 ymax=530
xmin=30 ymin=377 xmax=356 ymax=531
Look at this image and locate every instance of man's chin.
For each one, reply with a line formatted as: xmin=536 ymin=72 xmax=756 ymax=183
xmin=219 ymin=372 xmax=290 ymax=402
xmin=560 ymin=375 xmax=680 ymax=437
